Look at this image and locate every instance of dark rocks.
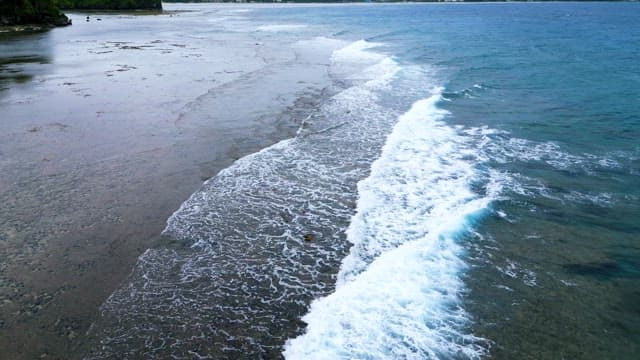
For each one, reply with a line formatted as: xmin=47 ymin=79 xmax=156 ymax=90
xmin=0 ymin=1 xmax=71 ymax=29
xmin=48 ymin=12 xmax=71 ymax=27
xmin=279 ymin=211 xmax=292 ymax=223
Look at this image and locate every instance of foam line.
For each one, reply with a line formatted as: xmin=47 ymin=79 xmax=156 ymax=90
xmin=284 ymin=90 xmax=495 ymax=359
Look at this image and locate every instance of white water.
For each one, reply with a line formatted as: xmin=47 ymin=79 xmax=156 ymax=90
xmin=88 ymin=35 xmax=499 ymax=358
xmin=285 ymin=90 xmax=498 ymax=359
xmin=257 ymin=24 xmax=308 ymax=32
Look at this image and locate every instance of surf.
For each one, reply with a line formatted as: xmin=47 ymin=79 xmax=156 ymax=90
xmin=284 ymin=89 xmax=498 ymax=359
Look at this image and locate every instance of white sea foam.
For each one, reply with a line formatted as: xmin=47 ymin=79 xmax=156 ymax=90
xmin=256 ymin=24 xmax=308 ymax=32
xmin=330 ymin=40 xmax=390 ymax=81
xmin=495 ymin=259 xmax=538 ymax=287
xmin=482 ymin=135 xmax=627 ymax=176
xmin=456 ymin=129 xmax=631 ymax=207
xmin=225 ymin=8 xmax=251 ymax=13
xmin=331 ymin=39 xmax=386 ymax=63
xmin=284 ymin=89 xmax=496 ymax=359
xmin=297 ymin=36 xmax=347 ymax=51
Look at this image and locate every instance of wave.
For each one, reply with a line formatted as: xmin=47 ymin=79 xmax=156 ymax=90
xmin=257 ymin=24 xmax=308 ymax=32
xmin=284 ymin=89 xmax=498 ymax=359
xmin=442 ymin=83 xmax=488 ymax=100
xmin=331 ymin=39 xmax=386 ymax=63
xmin=455 ymin=126 xmax=634 ymax=207
xmin=87 ymin=39 xmax=423 ymax=358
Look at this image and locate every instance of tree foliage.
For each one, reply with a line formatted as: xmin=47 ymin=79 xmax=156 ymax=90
xmin=54 ymin=0 xmax=162 ymax=10
xmin=0 ymin=0 xmax=70 ymax=25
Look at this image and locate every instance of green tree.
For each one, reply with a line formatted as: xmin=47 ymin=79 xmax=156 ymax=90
xmin=0 ymin=0 xmax=70 ymax=26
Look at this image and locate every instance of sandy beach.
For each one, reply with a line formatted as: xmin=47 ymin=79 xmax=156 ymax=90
xmin=0 ymin=6 xmax=336 ymax=359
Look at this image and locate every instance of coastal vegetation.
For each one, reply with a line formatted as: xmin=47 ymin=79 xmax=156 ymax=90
xmin=54 ymin=0 xmax=162 ymax=10
xmin=0 ymin=0 xmax=70 ymax=26
xmin=0 ymin=0 xmax=162 ymax=27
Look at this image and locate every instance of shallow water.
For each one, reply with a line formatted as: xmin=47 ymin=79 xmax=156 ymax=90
xmin=91 ymin=3 xmax=640 ymax=359
xmin=0 ymin=5 xmax=337 ymax=359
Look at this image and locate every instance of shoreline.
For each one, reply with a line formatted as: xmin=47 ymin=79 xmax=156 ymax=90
xmin=0 ymin=7 xmax=338 ymax=358
xmin=0 ymin=24 xmax=64 ymax=33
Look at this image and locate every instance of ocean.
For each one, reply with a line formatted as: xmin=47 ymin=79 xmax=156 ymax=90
xmin=85 ymin=3 xmax=640 ymax=359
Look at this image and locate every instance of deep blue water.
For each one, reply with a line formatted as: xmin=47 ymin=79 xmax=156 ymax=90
xmin=84 ymin=3 xmax=640 ymax=358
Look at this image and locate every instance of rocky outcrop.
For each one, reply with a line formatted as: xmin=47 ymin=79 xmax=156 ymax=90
xmin=0 ymin=0 xmax=71 ymax=27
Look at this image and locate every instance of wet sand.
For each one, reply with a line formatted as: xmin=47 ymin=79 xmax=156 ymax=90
xmin=0 ymin=6 xmax=334 ymax=359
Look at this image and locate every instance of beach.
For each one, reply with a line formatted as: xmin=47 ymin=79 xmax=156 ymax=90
xmin=0 ymin=6 xmax=336 ymax=358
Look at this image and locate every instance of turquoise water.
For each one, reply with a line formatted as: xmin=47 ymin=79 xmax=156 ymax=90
xmin=85 ymin=3 xmax=639 ymax=358
xmin=261 ymin=3 xmax=640 ymax=358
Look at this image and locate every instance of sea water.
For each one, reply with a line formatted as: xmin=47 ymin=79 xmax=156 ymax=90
xmin=88 ymin=3 xmax=640 ymax=359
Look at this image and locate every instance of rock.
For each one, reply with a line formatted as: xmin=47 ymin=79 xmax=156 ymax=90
xmin=0 ymin=1 xmax=72 ymax=28
xmin=279 ymin=211 xmax=292 ymax=223
xmin=50 ymin=13 xmax=71 ymax=27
